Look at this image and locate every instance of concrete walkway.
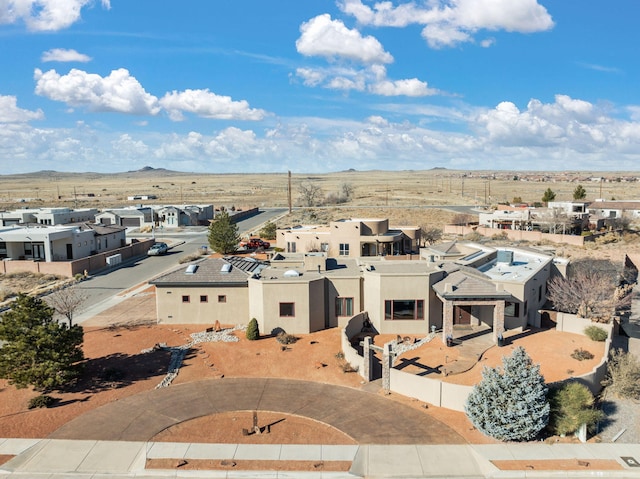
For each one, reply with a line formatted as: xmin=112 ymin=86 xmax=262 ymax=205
xmin=48 ymin=378 xmax=466 ymax=444
xmin=2 ymin=438 xmax=640 ymax=478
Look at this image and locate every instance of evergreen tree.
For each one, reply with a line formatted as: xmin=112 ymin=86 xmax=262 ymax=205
xmin=246 ymin=318 xmax=260 ymax=340
xmin=572 ymin=184 xmax=587 ymax=201
xmin=0 ymin=294 xmax=84 ymax=391
xmin=548 ymin=382 xmax=603 ymax=436
xmin=541 ymin=188 xmax=556 ymax=204
xmin=465 ymin=346 xmax=549 ymax=441
xmin=208 ymin=210 xmax=240 ymax=254
xmin=259 ymin=221 xmax=277 ymax=240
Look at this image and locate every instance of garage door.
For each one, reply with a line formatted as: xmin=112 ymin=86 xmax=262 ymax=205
xmin=121 ymin=217 xmax=141 ymax=227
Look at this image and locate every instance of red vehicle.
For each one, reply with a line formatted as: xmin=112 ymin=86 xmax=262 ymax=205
xmin=241 ymin=238 xmax=270 ymax=250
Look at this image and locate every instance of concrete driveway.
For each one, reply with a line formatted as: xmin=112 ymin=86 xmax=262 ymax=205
xmin=49 ymin=377 xmax=466 ymax=445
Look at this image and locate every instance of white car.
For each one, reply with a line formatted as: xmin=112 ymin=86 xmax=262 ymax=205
xmin=147 ymin=242 xmax=169 ymax=256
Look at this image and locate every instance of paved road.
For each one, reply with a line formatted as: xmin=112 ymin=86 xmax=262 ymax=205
xmin=49 ymin=378 xmax=466 ymax=445
xmin=72 ymin=209 xmax=285 ymax=322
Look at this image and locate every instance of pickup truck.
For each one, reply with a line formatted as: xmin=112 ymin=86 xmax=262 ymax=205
xmin=240 ymin=238 xmax=270 ymax=250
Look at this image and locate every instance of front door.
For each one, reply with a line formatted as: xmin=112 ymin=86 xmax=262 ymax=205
xmin=454 ymin=305 xmax=471 ymax=325
xmin=66 ymin=244 xmax=73 ymax=260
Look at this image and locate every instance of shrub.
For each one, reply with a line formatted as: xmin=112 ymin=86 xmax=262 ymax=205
xmin=548 ymin=382 xmax=604 ymax=436
xmin=602 ymin=349 xmax=640 ymax=399
xmin=465 ymin=346 xmax=549 ymax=441
xmin=28 ymin=394 xmax=55 ymax=409
xmin=246 ymin=318 xmax=259 ymax=341
xmin=276 ymin=332 xmax=298 ymax=345
xmin=584 ymin=325 xmax=608 ymax=342
xmin=571 ymin=348 xmax=594 ymax=361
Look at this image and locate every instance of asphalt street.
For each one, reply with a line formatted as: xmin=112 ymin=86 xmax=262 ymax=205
xmin=73 ymin=207 xmax=287 ymax=321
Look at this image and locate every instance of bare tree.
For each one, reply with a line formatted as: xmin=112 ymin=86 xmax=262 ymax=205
xmin=547 ymin=261 xmax=631 ymax=323
xmin=298 ymin=182 xmax=323 ymax=207
xmin=341 ymin=182 xmax=354 ymax=201
xmin=421 ymin=227 xmax=442 ymax=245
xmin=47 ymin=285 xmax=88 ymax=327
xmin=536 ymin=208 xmax=572 ymax=234
xmin=451 ymin=213 xmax=476 ymax=226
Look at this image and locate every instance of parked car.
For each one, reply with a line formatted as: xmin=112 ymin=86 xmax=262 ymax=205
xmin=240 ymin=238 xmax=271 ymax=250
xmin=148 ymin=242 xmax=169 ymax=256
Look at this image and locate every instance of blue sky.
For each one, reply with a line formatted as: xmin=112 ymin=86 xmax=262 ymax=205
xmin=1 ymin=0 xmax=639 ymax=174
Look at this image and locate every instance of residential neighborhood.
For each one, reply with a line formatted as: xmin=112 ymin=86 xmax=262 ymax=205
xmin=1 ymin=191 xmax=639 ymax=478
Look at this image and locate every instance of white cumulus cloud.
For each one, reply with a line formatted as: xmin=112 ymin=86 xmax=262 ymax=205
xmin=159 ymin=89 xmax=267 ymax=122
xmin=41 ymin=48 xmax=92 ymax=63
xmin=295 ymin=64 xmax=436 ymax=97
xmin=34 ymin=68 xmax=161 ymax=115
xmin=338 ymin=0 xmax=554 ymax=48
xmin=297 ymin=14 xmax=393 ymax=63
xmin=0 ymin=95 xmax=44 ymax=123
xmin=0 ymin=0 xmax=110 ymax=31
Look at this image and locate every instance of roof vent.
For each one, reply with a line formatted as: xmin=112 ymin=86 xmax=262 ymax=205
xmin=497 ymin=250 xmax=514 ymax=265
xmin=185 ymin=264 xmax=198 ymax=275
xmin=283 ymin=269 xmax=300 ymax=277
xmin=221 ymin=263 xmax=232 ymax=273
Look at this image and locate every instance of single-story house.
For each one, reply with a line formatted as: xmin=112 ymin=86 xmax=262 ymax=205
xmin=0 ymin=222 xmax=126 ymax=262
xmin=95 ymin=207 xmax=155 ymax=229
xmin=0 ymin=207 xmax=98 ymax=227
xmin=151 ymin=237 xmax=557 ymax=345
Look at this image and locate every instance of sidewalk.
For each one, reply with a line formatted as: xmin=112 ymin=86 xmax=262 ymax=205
xmin=1 ymin=438 xmax=640 ymax=478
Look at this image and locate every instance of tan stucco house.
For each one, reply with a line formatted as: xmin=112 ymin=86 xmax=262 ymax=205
xmin=277 ymin=218 xmax=421 ymax=257
xmin=151 ymin=237 xmax=556 ymax=347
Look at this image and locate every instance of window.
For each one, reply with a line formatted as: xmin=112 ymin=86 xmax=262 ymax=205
xmin=182 ymin=295 xmax=190 ymax=303
xmin=279 ymin=302 xmax=295 ymax=317
xmin=335 ymin=297 xmax=354 ymax=317
xmin=200 ymin=295 xmax=208 ymax=303
xmin=384 ymin=300 xmax=424 ymax=320
xmin=287 ymin=242 xmax=296 ymax=253
xmin=538 ymin=285 xmax=542 ymax=301
xmin=218 ymin=295 xmax=226 ymax=303
xmin=505 ymin=301 xmax=520 ymax=317
xmin=321 ymin=243 xmax=329 ymax=252
xmin=339 ymin=243 xmax=350 ymax=256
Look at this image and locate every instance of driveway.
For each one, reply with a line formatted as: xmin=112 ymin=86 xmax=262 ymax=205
xmin=49 ymin=378 xmax=466 ymax=445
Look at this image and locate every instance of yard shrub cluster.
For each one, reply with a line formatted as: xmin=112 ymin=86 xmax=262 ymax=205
xmin=246 ymin=318 xmax=260 ymax=341
xmin=570 ymin=348 xmax=594 ymax=361
xmin=584 ymin=325 xmax=608 ymax=342
xmin=602 ymin=349 xmax=640 ymax=399
xmin=28 ymin=394 xmax=55 ymax=409
xmin=276 ymin=331 xmax=298 ymax=345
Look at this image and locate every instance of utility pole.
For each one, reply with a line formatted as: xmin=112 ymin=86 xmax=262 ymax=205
xmin=599 ymin=178 xmax=603 ymax=199
xmin=73 ymin=186 xmax=77 ymax=208
xmin=287 ymin=171 xmax=292 ymax=214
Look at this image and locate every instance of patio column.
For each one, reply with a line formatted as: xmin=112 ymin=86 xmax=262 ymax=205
xmin=442 ymin=300 xmax=453 ymax=344
xmin=493 ymin=300 xmax=505 ymax=343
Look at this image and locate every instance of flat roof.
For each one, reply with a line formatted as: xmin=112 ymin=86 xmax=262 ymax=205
xmin=478 ymin=248 xmax=551 ymax=282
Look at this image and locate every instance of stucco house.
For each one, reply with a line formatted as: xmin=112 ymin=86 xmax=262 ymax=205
xmin=151 ymin=238 xmax=556 ymax=345
xmin=0 ymin=207 xmax=98 ymax=227
xmin=277 ymin=218 xmax=421 ymax=257
xmin=155 ymin=204 xmax=214 ymax=228
xmin=150 ymin=256 xmax=268 ymax=325
xmin=587 ymin=199 xmax=640 ymax=225
xmin=0 ymin=222 xmax=126 ymax=262
xmin=95 ymin=207 xmax=155 ymax=228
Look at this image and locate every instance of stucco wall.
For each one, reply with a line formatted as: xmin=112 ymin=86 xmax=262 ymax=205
xmin=363 ymin=270 xmax=432 ymax=335
xmin=341 ymin=313 xmax=367 ymax=379
xmin=155 ymin=285 xmax=249 ymax=325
